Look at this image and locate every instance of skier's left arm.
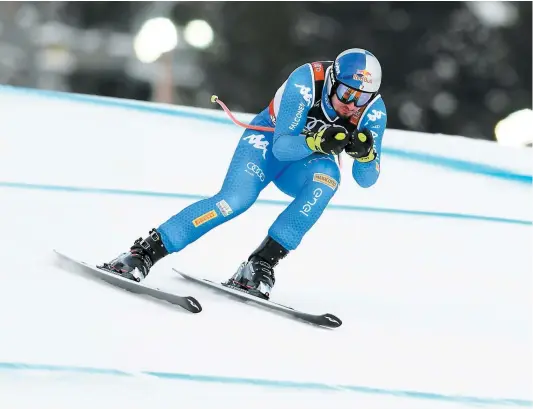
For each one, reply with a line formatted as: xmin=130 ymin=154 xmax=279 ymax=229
xmin=349 ymin=97 xmax=387 ymax=188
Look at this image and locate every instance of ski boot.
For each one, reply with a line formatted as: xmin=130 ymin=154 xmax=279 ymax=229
xmin=224 ymin=236 xmax=288 ymax=300
xmin=98 ymin=228 xmax=169 ymax=282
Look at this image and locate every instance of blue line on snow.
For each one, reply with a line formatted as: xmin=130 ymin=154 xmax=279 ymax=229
xmin=0 ymin=181 xmax=530 ymax=225
xmin=0 ymin=362 xmax=130 ymax=376
xmin=385 ymin=148 xmax=532 ymax=184
xmin=0 ymin=362 xmax=530 ymax=407
xmin=0 ymin=84 xmax=530 ymax=185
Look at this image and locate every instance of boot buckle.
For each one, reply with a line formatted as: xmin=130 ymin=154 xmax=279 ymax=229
xmin=140 ymin=239 xmax=150 ymax=250
xmin=149 ymin=229 xmax=161 ymax=242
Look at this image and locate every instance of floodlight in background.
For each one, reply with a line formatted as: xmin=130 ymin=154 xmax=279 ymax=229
xmin=495 ymin=109 xmax=533 ymax=147
xmin=134 ymin=17 xmax=178 ymax=63
xmin=183 ymin=19 xmax=214 ymax=50
xmin=467 ymin=1 xmax=518 ymax=28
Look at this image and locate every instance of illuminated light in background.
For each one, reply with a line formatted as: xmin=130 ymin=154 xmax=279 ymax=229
xmin=494 ymin=109 xmax=533 ymax=147
xmin=36 ymin=46 xmax=77 ymax=73
xmin=134 ymin=17 xmax=178 ymax=63
xmin=432 ymin=91 xmax=457 ymax=117
xmin=467 ymin=1 xmax=518 ymax=27
xmin=399 ymin=100 xmax=423 ymax=128
xmin=184 ymin=20 xmax=214 ymax=49
xmin=433 ymin=55 xmax=458 ymax=81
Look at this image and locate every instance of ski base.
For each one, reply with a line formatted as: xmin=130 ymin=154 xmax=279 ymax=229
xmin=173 ymin=268 xmax=341 ymax=328
xmin=54 ymin=250 xmax=202 ymax=313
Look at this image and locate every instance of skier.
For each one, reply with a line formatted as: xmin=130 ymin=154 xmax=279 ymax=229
xmin=99 ymin=48 xmax=387 ymax=300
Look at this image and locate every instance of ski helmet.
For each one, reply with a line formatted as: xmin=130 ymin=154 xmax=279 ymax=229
xmin=326 ymin=48 xmax=382 ymax=107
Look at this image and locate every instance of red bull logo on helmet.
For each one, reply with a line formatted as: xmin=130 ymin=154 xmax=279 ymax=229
xmin=353 ymin=69 xmax=373 ymax=84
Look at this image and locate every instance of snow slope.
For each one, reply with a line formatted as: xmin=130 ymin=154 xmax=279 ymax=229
xmin=0 ymin=86 xmax=531 ymax=408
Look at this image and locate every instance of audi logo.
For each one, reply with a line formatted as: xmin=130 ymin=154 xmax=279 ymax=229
xmin=246 ymin=162 xmax=265 ymax=182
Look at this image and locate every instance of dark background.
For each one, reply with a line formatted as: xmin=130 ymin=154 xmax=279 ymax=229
xmin=1 ymin=1 xmax=531 ymax=142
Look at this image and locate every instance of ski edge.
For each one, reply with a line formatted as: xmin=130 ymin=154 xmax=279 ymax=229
xmin=172 ymin=268 xmax=342 ymax=328
xmin=53 ymin=249 xmax=202 ymax=313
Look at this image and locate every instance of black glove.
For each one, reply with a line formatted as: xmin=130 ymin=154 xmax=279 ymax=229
xmin=304 ymin=126 xmax=350 ymax=155
xmin=345 ymin=129 xmax=376 ymax=162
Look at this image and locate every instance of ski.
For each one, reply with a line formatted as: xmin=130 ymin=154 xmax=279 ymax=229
xmin=173 ymin=268 xmax=341 ymax=328
xmin=53 ymin=250 xmax=202 ymax=313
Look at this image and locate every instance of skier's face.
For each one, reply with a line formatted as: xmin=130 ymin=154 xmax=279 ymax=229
xmin=331 ymin=94 xmax=359 ymax=119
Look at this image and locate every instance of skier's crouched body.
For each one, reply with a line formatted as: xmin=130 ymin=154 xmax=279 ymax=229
xmin=100 ymin=48 xmax=388 ymax=300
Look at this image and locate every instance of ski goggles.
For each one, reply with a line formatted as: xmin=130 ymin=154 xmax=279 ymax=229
xmin=335 ymin=83 xmax=374 ymax=107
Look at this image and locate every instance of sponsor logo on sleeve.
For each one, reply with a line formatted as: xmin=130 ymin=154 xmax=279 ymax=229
xmin=367 ymin=109 xmax=386 ymax=122
xmin=294 ymin=84 xmax=312 ymax=106
xmin=289 ymin=102 xmax=306 ymax=131
xmin=215 ymin=200 xmax=233 ymax=217
xmin=313 ymin=173 xmax=338 ymax=190
xmin=192 ymin=210 xmax=217 ymax=227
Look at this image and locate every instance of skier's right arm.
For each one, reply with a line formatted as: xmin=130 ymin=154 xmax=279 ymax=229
xmin=270 ymin=65 xmax=316 ymax=161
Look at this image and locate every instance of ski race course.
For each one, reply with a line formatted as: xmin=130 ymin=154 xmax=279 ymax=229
xmin=0 ymin=85 xmax=531 ymax=408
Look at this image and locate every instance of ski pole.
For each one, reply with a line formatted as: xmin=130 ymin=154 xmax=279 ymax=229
xmin=210 ymin=95 xmax=275 ymax=132
xmin=210 ymin=95 xmax=343 ymax=168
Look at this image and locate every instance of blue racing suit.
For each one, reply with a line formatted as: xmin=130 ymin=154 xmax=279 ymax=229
xmin=158 ymin=60 xmax=387 ymax=253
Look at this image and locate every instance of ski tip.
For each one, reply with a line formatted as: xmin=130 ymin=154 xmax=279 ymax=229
xmin=53 ymin=249 xmax=72 ymax=263
xmin=322 ymin=313 xmax=342 ymax=328
xmin=186 ymin=297 xmax=203 ymax=313
xmin=172 ymin=268 xmax=186 ymax=277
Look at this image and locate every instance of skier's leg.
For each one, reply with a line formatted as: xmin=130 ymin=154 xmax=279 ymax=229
xmin=226 ymin=153 xmax=340 ymax=299
xmin=100 ymin=129 xmax=275 ymax=281
xmin=157 ymin=130 xmax=274 ymax=253
xmin=269 ymin=154 xmax=340 ymax=250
